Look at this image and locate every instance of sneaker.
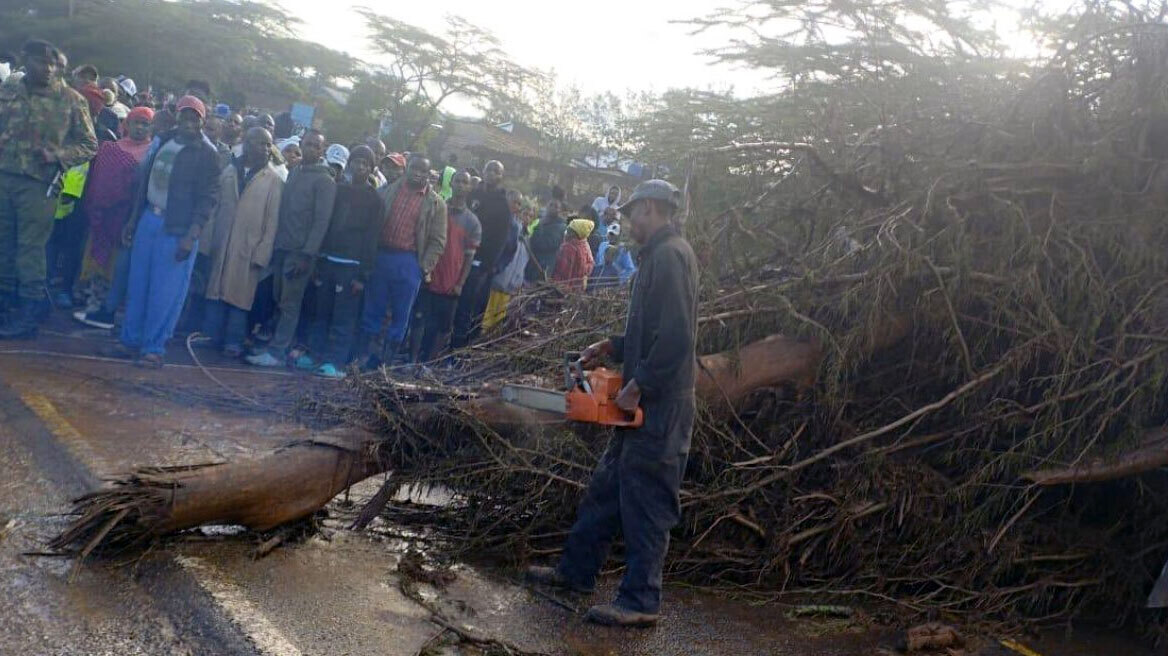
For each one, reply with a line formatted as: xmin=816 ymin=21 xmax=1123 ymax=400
xmin=584 ymin=602 xmax=659 ymax=628
xmin=52 ymin=291 xmax=73 ymax=310
xmin=293 ymin=353 xmax=316 ymax=371
xmin=314 ymin=363 xmax=346 ymax=380
xmin=524 ymin=566 xmax=593 ymax=593
xmin=245 ymin=351 xmax=283 ymax=368
xmin=74 ymin=309 xmax=115 ymax=330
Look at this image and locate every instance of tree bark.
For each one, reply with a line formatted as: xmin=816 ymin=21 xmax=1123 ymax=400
xmin=50 ymin=324 xmax=909 ymax=555
xmin=1022 ymin=427 xmax=1168 ymax=486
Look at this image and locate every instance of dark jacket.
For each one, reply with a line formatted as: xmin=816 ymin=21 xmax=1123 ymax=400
xmin=469 ymin=186 xmax=513 ymax=272
xmin=527 ymin=214 xmax=566 ymax=281
xmin=610 ymin=226 xmax=699 ymax=401
xmin=128 ymin=130 xmax=221 ymax=236
xmin=274 ymin=162 xmax=337 ymax=255
xmin=321 ymin=182 xmax=383 ymax=268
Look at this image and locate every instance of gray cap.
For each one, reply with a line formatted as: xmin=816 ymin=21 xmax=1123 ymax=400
xmin=617 ymin=179 xmax=680 ymax=215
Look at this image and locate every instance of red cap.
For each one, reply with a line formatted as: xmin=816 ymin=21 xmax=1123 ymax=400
xmin=175 ymin=95 xmax=206 ymax=119
xmin=386 ymin=152 xmax=406 ymax=168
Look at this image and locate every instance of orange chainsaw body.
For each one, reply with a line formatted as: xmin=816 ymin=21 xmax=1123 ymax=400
xmin=565 ymin=367 xmax=644 ymax=428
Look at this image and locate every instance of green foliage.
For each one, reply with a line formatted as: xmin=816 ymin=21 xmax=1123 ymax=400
xmin=0 ymin=0 xmax=356 ymax=109
xmin=357 ymin=10 xmax=536 ymax=149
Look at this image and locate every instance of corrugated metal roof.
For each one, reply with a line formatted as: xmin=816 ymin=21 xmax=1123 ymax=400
xmin=443 ymin=119 xmax=541 ymax=159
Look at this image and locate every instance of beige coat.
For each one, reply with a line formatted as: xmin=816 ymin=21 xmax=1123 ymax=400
xmin=203 ymin=163 xmax=283 ymax=310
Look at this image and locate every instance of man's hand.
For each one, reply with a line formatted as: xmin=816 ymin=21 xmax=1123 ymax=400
xmin=615 ymin=378 xmax=641 ymax=413
xmin=424 ymin=272 xmax=433 ymax=285
xmin=287 ymin=254 xmax=310 ymax=277
xmin=452 ymin=284 xmax=463 ymax=297
xmin=175 ymin=234 xmax=195 ymax=261
xmin=579 ymin=339 xmax=614 ymax=369
xmin=350 ymin=280 xmax=365 ymax=295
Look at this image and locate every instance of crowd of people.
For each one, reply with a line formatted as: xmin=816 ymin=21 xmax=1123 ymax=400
xmin=3 ymin=38 xmax=701 ymax=629
xmin=0 ymin=39 xmax=637 ymax=375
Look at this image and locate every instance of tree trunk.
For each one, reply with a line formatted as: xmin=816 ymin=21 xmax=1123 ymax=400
xmin=50 ymin=326 xmax=909 ymax=555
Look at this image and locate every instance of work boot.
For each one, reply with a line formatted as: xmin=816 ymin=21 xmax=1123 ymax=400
xmin=584 ymin=602 xmax=659 ymax=628
xmin=524 ymin=566 xmax=593 ymax=593
xmin=0 ymin=301 xmax=40 ymax=340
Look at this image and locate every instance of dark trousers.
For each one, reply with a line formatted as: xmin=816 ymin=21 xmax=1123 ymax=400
xmin=450 ymin=264 xmax=490 ymax=349
xmin=101 ymin=246 xmax=131 ymax=313
xmin=556 ymin=396 xmax=696 ymax=614
xmin=0 ymin=173 xmax=56 ymax=301
xmin=46 ymin=209 xmax=87 ymax=296
xmin=360 ymin=250 xmax=422 ymax=346
xmin=202 ymin=299 xmax=248 ymax=351
xmin=409 ymin=289 xmax=459 ymax=363
xmin=308 ymin=259 xmax=363 ymax=366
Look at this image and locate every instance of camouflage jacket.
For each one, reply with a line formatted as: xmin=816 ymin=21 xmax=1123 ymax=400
xmin=0 ymin=78 xmax=97 ymax=183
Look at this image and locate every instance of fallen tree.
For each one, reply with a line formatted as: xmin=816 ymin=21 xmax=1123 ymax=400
xmin=47 ymin=2 xmax=1168 ymax=639
xmin=49 ymin=330 xmax=855 ymax=557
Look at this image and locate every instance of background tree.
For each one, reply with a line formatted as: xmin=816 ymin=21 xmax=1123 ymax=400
xmin=358 ymin=11 xmax=537 ymax=149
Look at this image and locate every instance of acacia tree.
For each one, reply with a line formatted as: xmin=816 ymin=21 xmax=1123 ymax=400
xmin=0 ymin=0 xmax=358 ymax=108
xmin=358 ymin=11 xmax=536 ymax=149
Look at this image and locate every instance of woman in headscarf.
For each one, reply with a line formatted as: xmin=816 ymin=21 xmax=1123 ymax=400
xmin=72 ymin=106 xmax=155 ymax=328
xmin=552 ymin=218 xmax=595 ymax=293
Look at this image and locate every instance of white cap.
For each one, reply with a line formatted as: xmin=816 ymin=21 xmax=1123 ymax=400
xmin=117 ymin=77 xmax=137 ymax=97
xmin=325 ymin=143 xmax=350 ymax=169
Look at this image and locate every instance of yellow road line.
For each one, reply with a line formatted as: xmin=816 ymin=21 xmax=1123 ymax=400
xmin=19 ymin=392 xmax=110 ymax=475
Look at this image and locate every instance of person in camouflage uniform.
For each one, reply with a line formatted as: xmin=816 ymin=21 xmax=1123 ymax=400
xmin=0 ymin=39 xmax=98 ymax=338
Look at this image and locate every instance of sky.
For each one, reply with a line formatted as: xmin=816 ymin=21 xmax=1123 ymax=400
xmin=275 ymin=0 xmax=1055 ymax=116
xmin=276 ymin=0 xmax=776 ymax=107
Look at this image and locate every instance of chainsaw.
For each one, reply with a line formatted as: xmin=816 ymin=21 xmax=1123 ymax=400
xmin=501 ymin=352 xmax=644 ymax=428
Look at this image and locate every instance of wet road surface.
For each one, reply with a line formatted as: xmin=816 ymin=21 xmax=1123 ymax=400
xmin=0 ymin=316 xmax=1156 ymax=655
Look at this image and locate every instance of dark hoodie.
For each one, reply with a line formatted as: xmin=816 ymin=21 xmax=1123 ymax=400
xmin=274 ymin=162 xmax=337 ymax=255
xmin=320 ymin=181 xmax=383 ymax=267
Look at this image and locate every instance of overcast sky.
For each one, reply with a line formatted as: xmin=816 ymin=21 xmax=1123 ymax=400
xmin=278 ymin=0 xmax=775 ymax=103
xmin=276 ymin=0 xmax=1049 ymax=114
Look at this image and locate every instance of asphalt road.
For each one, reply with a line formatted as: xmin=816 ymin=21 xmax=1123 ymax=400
xmin=0 ymin=314 xmax=1153 ymax=656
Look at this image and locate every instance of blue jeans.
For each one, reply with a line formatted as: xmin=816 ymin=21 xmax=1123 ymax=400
xmin=120 ymin=209 xmax=197 ymax=356
xmin=202 ymin=299 xmax=248 ymax=351
xmin=360 ymin=250 xmax=422 ymax=345
xmin=556 ymin=397 xmax=695 ymax=614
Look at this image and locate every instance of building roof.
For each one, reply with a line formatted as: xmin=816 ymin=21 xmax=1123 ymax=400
xmin=442 ymin=119 xmax=541 ymax=160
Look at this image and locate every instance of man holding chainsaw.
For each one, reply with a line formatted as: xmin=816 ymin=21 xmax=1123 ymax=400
xmin=526 ymin=179 xmax=699 ymax=627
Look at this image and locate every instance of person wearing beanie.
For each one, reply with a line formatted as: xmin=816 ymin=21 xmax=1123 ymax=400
xmin=112 ymin=95 xmax=221 ymax=366
xmin=307 ymin=145 xmax=383 ymax=378
xmin=0 ymin=39 xmax=97 ymax=339
xmin=551 ymin=217 xmax=595 ymax=293
xmin=247 ymin=129 xmax=337 ymax=368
